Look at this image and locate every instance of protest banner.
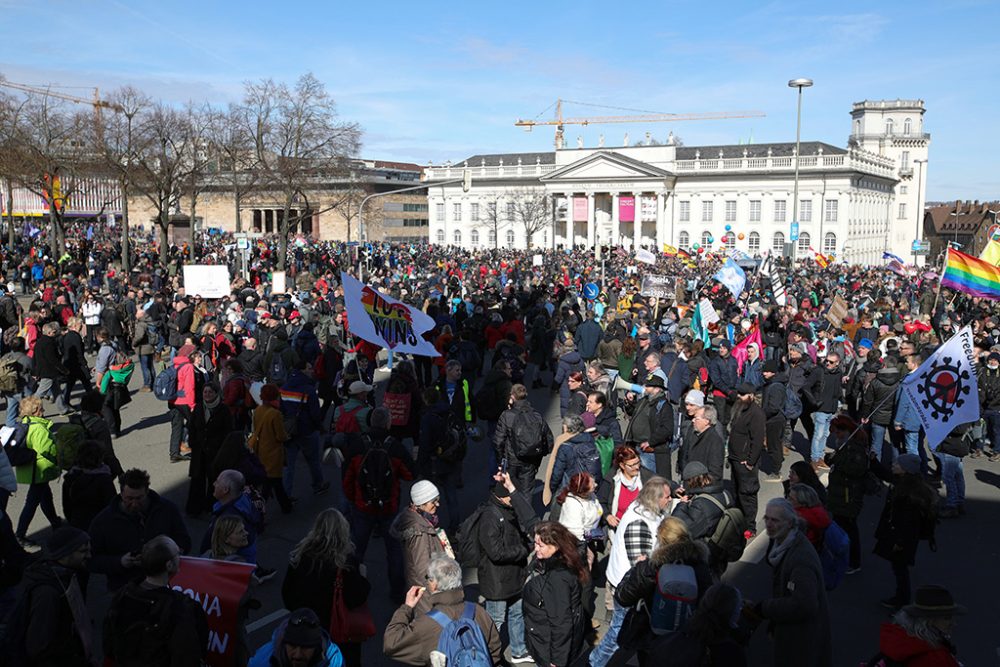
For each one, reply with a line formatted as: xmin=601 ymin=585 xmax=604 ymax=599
xmin=341 ymin=272 xmax=440 ymax=356
xmin=640 ymin=274 xmax=673 ymax=299
xmin=533 ymin=254 xmax=544 ymax=266
xmin=272 ymin=271 xmax=287 ymax=294
xmin=171 ymin=557 xmax=255 ymax=667
xmin=182 ymin=265 xmax=231 ymax=299
xmin=825 ymin=294 xmax=849 ymax=328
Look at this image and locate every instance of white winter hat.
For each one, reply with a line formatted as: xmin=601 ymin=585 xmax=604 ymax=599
xmin=410 ymin=480 xmax=440 ymax=506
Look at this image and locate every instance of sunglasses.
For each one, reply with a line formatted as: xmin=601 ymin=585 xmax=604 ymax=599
xmin=825 ymin=359 xmax=839 ymax=365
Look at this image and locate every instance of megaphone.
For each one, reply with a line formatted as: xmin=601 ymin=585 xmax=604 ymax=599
xmin=614 ymin=376 xmax=644 ymax=394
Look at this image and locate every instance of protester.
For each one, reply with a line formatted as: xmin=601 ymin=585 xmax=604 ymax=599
xmin=876 ymin=585 xmax=964 ymax=667
xmin=389 ymin=480 xmax=455 ymax=614
xmin=249 ymin=607 xmax=345 ymax=667
xmin=728 ymin=383 xmax=765 ymax=538
xmin=12 ymin=395 xmax=63 ymax=548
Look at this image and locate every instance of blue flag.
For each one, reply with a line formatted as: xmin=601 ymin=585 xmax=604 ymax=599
xmin=882 ymin=251 xmax=905 ymax=263
xmin=713 ymin=259 xmax=747 ymax=300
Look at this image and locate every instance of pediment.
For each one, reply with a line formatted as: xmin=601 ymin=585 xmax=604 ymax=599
xmin=540 ymin=151 xmax=672 ymax=182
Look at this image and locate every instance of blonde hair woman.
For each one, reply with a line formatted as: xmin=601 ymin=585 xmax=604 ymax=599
xmin=12 ymin=395 xmax=63 ymax=547
xmin=206 ymin=515 xmax=249 ymax=561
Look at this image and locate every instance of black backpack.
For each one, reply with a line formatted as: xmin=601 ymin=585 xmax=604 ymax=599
xmin=511 ymin=410 xmax=547 ymax=459
xmin=357 ymin=436 xmax=396 ymax=511
xmin=436 ymin=413 xmax=468 ymax=464
xmin=103 ymin=585 xmax=184 ymax=667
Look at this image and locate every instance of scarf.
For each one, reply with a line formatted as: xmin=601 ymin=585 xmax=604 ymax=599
xmin=203 ymin=394 xmax=221 ymax=412
xmin=615 ymin=469 xmax=641 ymax=492
xmin=766 ymin=528 xmax=800 ymax=567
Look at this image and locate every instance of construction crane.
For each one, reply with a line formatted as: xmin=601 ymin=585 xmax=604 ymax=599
xmin=0 ymin=79 xmax=124 ymax=143
xmin=515 ymin=99 xmax=766 ymax=149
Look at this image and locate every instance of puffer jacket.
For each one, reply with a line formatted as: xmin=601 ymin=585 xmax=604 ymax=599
xmin=389 ymin=507 xmax=452 ymax=614
xmin=522 ymin=558 xmax=586 ymax=667
xmin=250 ymin=621 xmax=343 ymax=667
xmin=614 ymin=538 xmax=714 ymax=626
xmin=592 ymin=405 xmax=624 ymax=446
xmin=14 ymin=416 xmax=59 ymax=485
xmin=862 ymin=366 xmax=902 ymax=426
xmin=476 ymin=491 xmax=537 ymax=600
xmin=877 ymin=621 xmax=960 ymax=667
xmin=707 ymin=353 xmax=738 ymax=395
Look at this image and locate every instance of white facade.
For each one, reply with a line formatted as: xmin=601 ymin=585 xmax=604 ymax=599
xmin=423 ymin=100 xmax=929 ymax=266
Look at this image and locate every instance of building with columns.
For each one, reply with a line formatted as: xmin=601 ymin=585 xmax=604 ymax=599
xmin=423 ymin=99 xmax=929 ymax=265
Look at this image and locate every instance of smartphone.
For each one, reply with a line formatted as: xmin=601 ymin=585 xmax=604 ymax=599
xmin=500 ymin=457 xmax=508 ymax=474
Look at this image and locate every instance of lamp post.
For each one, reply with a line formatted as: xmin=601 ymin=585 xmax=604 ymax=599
xmin=913 ymin=158 xmax=926 ymax=265
xmin=788 ymin=77 xmax=813 ymax=262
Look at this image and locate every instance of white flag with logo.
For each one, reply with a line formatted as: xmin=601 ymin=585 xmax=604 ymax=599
xmin=901 ymin=326 xmax=979 ymax=450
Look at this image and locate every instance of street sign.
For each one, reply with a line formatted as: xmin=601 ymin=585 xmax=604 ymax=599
xmin=790 ymin=221 xmax=799 ymax=242
xmin=237 ymin=238 xmax=250 ymax=250
xmin=912 ymin=240 xmax=930 ymax=255
xmin=583 ymin=283 xmax=599 ymax=300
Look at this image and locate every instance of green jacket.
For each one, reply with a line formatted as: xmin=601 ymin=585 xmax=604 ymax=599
xmin=15 ymin=415 xmax=59 ymax=485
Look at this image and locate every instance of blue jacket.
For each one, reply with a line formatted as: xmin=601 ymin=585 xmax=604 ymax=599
xmin=574 ymin=319 xmax=603 ymax=360
xmin=249 ymin=621 xmax=343 ymax=667
xmin=660 ymin=351 xmax=690 ymax=403
xmin=550 ymin=432 xmax=602 ymax=492
xmin=281 ymin=370 xmax=323 ymax=436
xmin=740 ymin=358 xmax=763 ymax=390
xmin=554 ymin=350 xmax=584 ymax=416
xmin=200 ymin=493 xmax=261 ymax=563
xmin=893 ymin=383 xmax=921 ymax=432
xmin=707 ymin=354 xmax=738 ymax=394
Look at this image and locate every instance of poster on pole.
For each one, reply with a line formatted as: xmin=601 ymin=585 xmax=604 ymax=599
xmin=341 ymin=272 xmax=440 ymax=356
xmin=182 ymin=265 xmax=231 ymax=299
xmin=825 ymin=294 xmax=849 ymax=328
xmin=640 ymin=274 xmax=673 ymax=299
xmin=170 ymin=557 xmax=255 ymax=667
xmin=272 ymin=271 xmax=287 ymax=294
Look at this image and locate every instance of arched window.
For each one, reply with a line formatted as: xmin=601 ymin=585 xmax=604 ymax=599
xmin=885 ymin=118 xmax=894 ymax=135
xmin=470 ymin=229 xmax=479 ymax=246
xmin=678 ymin=231 xmax=690 ymax=250
xmin=436 ymin=229 xmax=445 ymax=244
xmin=701 ymin=231 xmax=712 ymax=247
xmin=748 ymin=231 xmax=760 ymax=252
xmin=903 ymin=118 xmax=912 ymax=136
xmin=854 ymin=119 xmax=861 ymax=136
xmin=797 ymin=231 xmax=811 ymax=253
xmin=488 ymin=229 xmax=497 ymax=247
xmin=824 ymin=232 xmax=837 ymax=254
xmin=506 ymin=230 xmax=515 ymax=246
xmin=723 ymin=232 xmax=736 ymax=249
xmin=772 ymin=231 xmax=785 ymax=253
xmin=453 ymin=230 xmax=462 ymax=245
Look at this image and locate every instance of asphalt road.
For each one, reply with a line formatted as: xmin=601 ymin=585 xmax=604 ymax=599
xmin=9 ymin=366 xmax=998 ymax=666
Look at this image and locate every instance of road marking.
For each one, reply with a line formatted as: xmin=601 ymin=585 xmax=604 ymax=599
xmin=247 ymin=608 xmax=289 ymax=634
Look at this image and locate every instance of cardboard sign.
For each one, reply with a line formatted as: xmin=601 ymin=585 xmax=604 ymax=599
xmin=640 ymin=274 xmax=673 ymax=299
xmin=171 ymin=557 xmax=255 ymax=667
xmin=182 ymin=265 xmax=231 ymax=299
xmin=272 ymin=271 xmax=287 ymax=294
xmin=825 ymin=294 xmax=849 ymax=328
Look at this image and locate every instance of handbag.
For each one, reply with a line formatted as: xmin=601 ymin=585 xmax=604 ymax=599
xmin=328 ymin=569 xmax=375 ymax=644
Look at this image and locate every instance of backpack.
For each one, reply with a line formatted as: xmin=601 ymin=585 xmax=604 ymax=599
xmin=104 ymin=585 xmax=182 ymax=667
xmin=269 ymin=350 xmax=288 ymax=385
xmin=700 ymin=492 xmax=748 ymax=563
xmin=511 ymin=410 xmax=547 ymax=459
xmin=457 ymin=504 xmax=492 ymax=567
xmin=782 ymin=386 xmax=803 ymax=420
xmin=594 ymin=435 xmax=615 ymax=477
xmin=153 ymin=365 xmax=179 ymax=401
xmin=819 ymin=520 xmax=850 ymax=590
xmin=2 ymin=419 xmax=34 ymax=467
xmin=649 ymin=563 xmax=699 ymax=635
xmin=357 ymin=436 xmax=395 ymax=511
xmin=335 ymin=405 xmax=364 ymax=434
xmin=437 ymin=413 xmax=468 ymax=463
xmin=568 ymin=439 xmax=602 ymax=481
xmin=0 ymin=357 xmax=18 ymax=394
xmin=51 ymin=423 xmax=88 ymax=470
xmin=428 ymin=602 xmax=492 ymax=667
xmin=2 ymin=326 xmax=19 ymax=349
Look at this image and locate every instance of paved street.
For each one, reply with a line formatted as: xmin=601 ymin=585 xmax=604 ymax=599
xmin=9 ymin=370 xmax=998 ymax=666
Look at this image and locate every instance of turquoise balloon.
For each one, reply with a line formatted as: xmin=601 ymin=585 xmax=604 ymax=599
xmin=693 ymin=243 xmax=700 ymax=249
xmin=708 ymin=237 xmax=714 ymax=243
xmin=725 ymin=225 xmax=732 ymax=231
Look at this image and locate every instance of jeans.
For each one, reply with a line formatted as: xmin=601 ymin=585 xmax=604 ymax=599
xmin=350 ymin=508 xmax=405 ymax=599
xmin=810 ymin=412 xmax=834 ymax=462
xmin=484 ymin=597 xmax=526 ymax=657
xmin=870 ymin=423 xmax=893 ymax=465
xmin=937 ymin=452 xmax=965 ymax=508
xmin=901 ymin=430 xmax=920 ymax=456
xmin=638 ymin=450 xmax=656 ymax=472
xmin=4 ymin=393 xmax=21 ymax=428
xmin=33 ymin=378 xmax=66 ymax=413
xmin=590 ymin=597 xmax=626 ymax=667
xmin=139 ymin=354 xmax=155 ymax=388
xmin=283 ymin=431 xmax=325 ymax=495
xmin=15 ymin=482 xmax=60 ymax=538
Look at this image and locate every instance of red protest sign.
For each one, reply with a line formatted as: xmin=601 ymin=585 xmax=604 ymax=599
xmin=171 ymin=556 xmax=255 ymax=667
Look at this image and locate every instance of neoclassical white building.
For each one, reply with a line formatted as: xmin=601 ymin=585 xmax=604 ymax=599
xmin=423 ymin=99 xmax=929 ymax=265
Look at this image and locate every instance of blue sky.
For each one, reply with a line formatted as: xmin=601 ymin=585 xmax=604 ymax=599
xmin=0 ymin=0 xmax=996 ymax=200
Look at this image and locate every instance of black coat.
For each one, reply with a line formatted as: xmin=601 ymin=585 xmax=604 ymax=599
xmin=727 ymin=402 xmax=766 ymax=467
xmin=624 ymin=393 xmax=674 ymax=450
xmin=804 ymin=364 xmax=843 ymax=414
xmin=522 ymin=559 xmax=586 ymax=667
xmin=17 ymin=561 xmax=90 ymax=666
xmin=62 ymin=466 xmax=117 ymax=531
xmin=861 ymin=366 xmax=902 ymax=426
xmin=33 ymin=334 xmax=67 ymax=379
xmin=236 ymin=348 xmax=266 ymax=382
xmin=874 ymin=477 xmax=935 ymax=566
xmin=60 ymin=330 xmax=88 ymax=380
xmin=761 ymin=374 xmax=787 ymax=420
xmin=100 ymin=306 xmax=124 ymax=338
xmin=281 ymin=554 xmax=371 ymax=630
xmin=476 ymin=367 xmax=513 ymax=421
xmin=684 ymin=426 xmax=726 ymax=481
xmin=494 ymin=400 xmax=553 ymax=463
xmin=476 ymin=492 xmax=537 ymax=600
xmin=671 ymin=482 xmax=729 ymax=541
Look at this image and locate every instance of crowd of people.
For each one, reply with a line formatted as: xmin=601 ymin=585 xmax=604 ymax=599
xmin=0 ymin=226 xmax=982 ymax=666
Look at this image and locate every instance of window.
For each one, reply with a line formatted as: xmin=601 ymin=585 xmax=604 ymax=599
xmin=436 ymin=229 xmax=445 ymax=243
xmin=772 ymin=231 xmax=785 ymax=253
xmin=679 ymin=201 xmax=690 ymax=222
xmin=797 ymin=231 xmax=810 ymax=253
xmin=825 ymin=199 xmax=838 ymax=222
xmin=453 ymin=230 xmax=462 ymax=245
xmin=506 ymin=202 xmax=515 ymax=220
xmin=452 ymin=203 xmax=462 ymax=221
xmin=748 ymin=232 xmax=760 ymax=252
xmin=403 ymin=202 xmax=428 ymax=212
xmin=900 ymin=185 xmax=908 ymax=195
xmin=823 ymin=232 xmax=837 ymax=254
xmin=774 ymin=199 xmax=786 ymax=222
xmin=725 ymin=200 xmax=736 ymax=222
xmin=506 ymin=230 xmax=515 ymax=245
xmin=885 ymin=118 xmax=894 ymax=135
xmin=488 ymin=229 xmax=496 ymax=247
xmin=749 ymin=200 xmax=761 ymax=222
xmin=701 ymin=231 xmax=712 ymax=247
xmin=470 ymin=229 xmax=479 ymax=246
xmin=799 ymin=199 xmax=812 ymax=222
xmin=435 ymin=202 xmax=444 ymax=221
xmin=678 ymin=231 xmax=690 ymax=250
xmin=903 ymin=118 xmax=912 ymax=136
xmin=854 ymin=119 xmax=861 ymax=135
xmin=702 ymin=201 xmax=713 ymax=222
xmin=471 ymin=203 xmax=480 ymax=221
xmin=901 ymin=151 xmax=910 ymax=170
xmin=723 ymin=232 xmax=736 ymax=249
xmin=898 ymin=203 xmax=907 ymax=219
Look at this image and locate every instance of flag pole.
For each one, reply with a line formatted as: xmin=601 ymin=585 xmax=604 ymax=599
xmin=932 ymin=247 xmax=948 ymax=315
xmin=740 ymin=252 xmax=765 ymax=316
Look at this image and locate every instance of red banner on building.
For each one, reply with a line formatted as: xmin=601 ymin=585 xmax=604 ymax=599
xmin=171 ymin=556 xmax=255 ymax=667
xmin=619 ymin=195 xmax=635 ymax=222
xmin=573 ymin=197 xmax=588 ymax=222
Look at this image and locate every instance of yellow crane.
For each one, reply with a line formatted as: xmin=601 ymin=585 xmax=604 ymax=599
xmin=0 ymin=79 xmax=124 ymax=142
xmin=515 ymin=99 xmax=765 ymax=149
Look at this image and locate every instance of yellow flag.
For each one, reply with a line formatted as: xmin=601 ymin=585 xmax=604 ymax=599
xmin=980 ymin=240 xmax=1000 ymax=266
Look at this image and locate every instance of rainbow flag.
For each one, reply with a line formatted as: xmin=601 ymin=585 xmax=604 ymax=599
xmin=942 ymin=249 xmax=1000 ymax=299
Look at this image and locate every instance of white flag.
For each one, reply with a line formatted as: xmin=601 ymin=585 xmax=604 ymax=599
xmin=901 ymin=326 xmax=979 ymax=450
xmin=635 ymin=248 xmax=656 ymax=264
xmin=761 ymin=252 xmax=786 ymax=307
xmin=341 ymin=272 xmax=440 ymax=357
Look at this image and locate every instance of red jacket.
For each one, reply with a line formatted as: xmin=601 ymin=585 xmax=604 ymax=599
xmin=169 ymin=356 xmax=197 ymax=409
xmin=878 ymin=622 xmax=959 ymax=667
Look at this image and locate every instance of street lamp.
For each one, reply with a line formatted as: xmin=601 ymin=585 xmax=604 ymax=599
xmin=788 ymin=77 xmax=813 ymax=262
xmin=913 ymin=158 xmax=926 ymax=265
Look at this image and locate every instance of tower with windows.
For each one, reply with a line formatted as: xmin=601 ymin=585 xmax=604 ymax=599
xmin=850 ymin=99 xmax=930 ymax=260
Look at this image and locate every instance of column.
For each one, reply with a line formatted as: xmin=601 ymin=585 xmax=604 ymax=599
xmin=611 ymin=192 xmax=621 ymax=247
xmin=586 ymin=193 xmax=596 ymax=248
xmin=656 ymin=192 xmax=666 ymax=248
xmin=564 ymin=193 xmax=573 ymax=247
xmin=633 ymin=192 xmax=642 ymax=249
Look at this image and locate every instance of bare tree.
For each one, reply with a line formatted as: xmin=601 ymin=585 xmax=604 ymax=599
xmin=205 ymin=103 xmax=259 ymax=234
xmin=180 ymin=102 xmax=213 ymax=261
xmin=481 ymin=193 xmax=505 ymax=249
xmin=510 ymin=188 xmax=553 ymax=249
xmin=243 ymin=73 xmax=360 ymax=268
xmin=0 ymin=87 xmax=23 ymax=251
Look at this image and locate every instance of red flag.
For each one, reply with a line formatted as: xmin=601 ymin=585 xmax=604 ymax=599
xmin=732 ymin=326 xmax=763 ymax=375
